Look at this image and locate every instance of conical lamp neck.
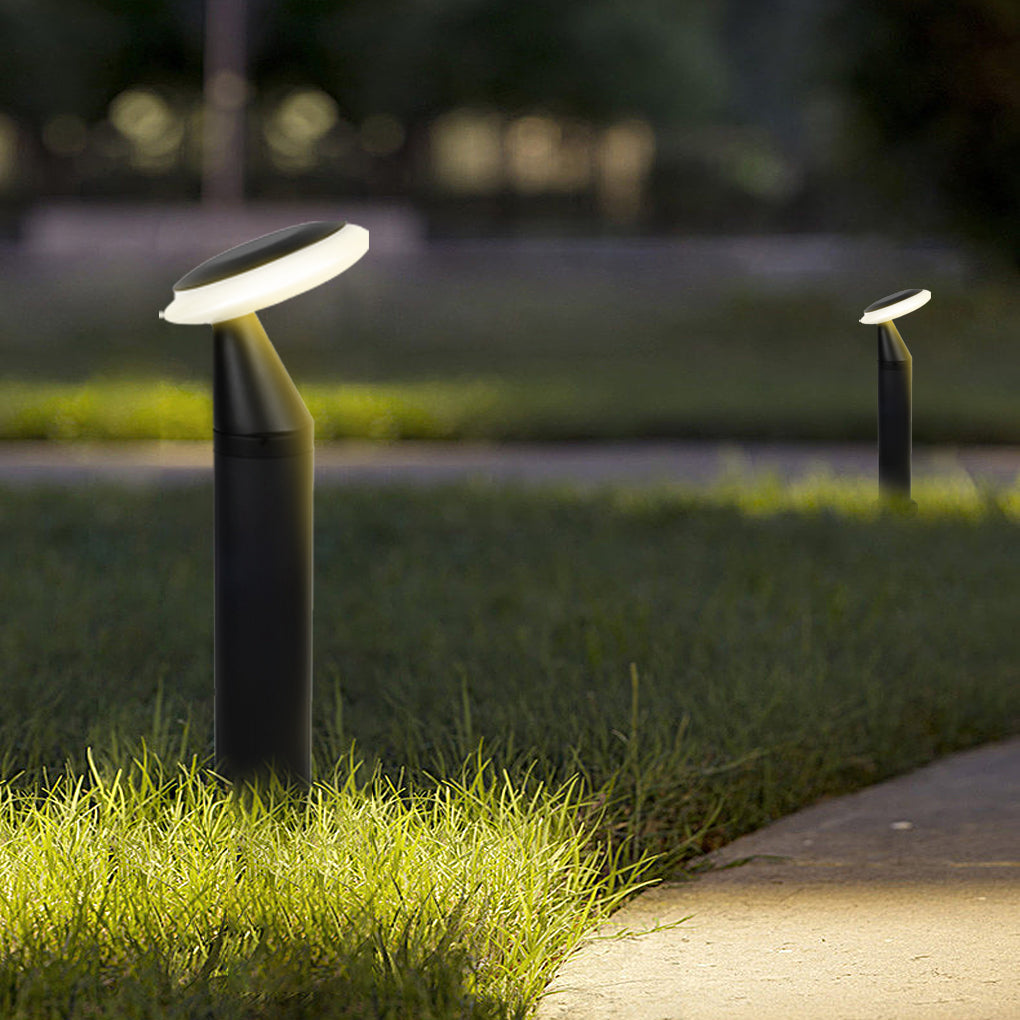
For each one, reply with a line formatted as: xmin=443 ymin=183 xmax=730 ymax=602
xmin=878 ymin=321 xmax=911 ymax=364
xmin=213 ymin=313 xmax=313 ymax=440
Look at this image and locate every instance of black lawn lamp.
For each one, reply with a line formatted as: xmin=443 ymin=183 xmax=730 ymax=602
xmin=160 ymin=221 xmax=369 ymax=786
xmin=859 ymin=288 xmax=931 ymax=504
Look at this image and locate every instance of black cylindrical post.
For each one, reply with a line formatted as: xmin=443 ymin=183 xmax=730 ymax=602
xmin=877 ymin=321 xmax=912 ymax=500
xmin=213 ymin=312 xmax=313 ymax=785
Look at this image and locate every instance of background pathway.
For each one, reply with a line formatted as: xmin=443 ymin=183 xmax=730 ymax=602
xmin=1 ymin=440 xmax=1019 ymax=488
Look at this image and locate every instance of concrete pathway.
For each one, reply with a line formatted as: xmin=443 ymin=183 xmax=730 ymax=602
xmin=1 ymin=439 xmax=1019 ymax=488
xmin=537 ymin=738 xmax=1020 ymax=1020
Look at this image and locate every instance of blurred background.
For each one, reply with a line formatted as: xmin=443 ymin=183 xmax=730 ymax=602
xmin=1 ymin=0 xmax=1019 ymax=444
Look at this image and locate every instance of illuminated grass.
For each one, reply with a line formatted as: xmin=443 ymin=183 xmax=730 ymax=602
xmin=0 ymin=378 xmax=607 ymax=442
xmin=1 ymin=477 xmax=1018 ymax=1016
xmin=700 ymin=469 xmax=1020 ymax=520
xmin=0 ymin=379 xmax=212 ymax=441
xmin=5 ymin=373 xmax=1020 ymax=443
xmin=0 ymin=752 xmax=647 ymax=1019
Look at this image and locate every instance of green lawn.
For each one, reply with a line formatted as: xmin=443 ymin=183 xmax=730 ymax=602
xmin=1 ymin=477 xmax=1018 ymax=1017
xmin=3 ymin=262 xmax=1020 ymax=442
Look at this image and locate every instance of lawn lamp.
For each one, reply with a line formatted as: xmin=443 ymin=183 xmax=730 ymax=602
xmin=859 ymin=288 xmax=931 ymax=503
xmin=161 ymin=221 xmax=369 ymax=785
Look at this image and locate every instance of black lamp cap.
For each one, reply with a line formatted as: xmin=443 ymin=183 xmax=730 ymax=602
xmin=863 ymin=289 xmax=925 ymax=317
xmin=174 ymin=221 xmax=345 ymax=292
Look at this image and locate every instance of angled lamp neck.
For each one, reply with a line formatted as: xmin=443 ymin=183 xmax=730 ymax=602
xmin=877 ymin=321 xmax=911 ymax=365
xmin=213 ymin=312 xmax=313 ymax=456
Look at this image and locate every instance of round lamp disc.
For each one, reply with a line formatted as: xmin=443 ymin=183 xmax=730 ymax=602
xmin=161 ymin=221 xmax=369 ymax=324
xmin=859 ymin=288 xmax=931 ymax=325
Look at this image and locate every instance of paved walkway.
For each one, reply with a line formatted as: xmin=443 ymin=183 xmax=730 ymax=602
xmin=537 ymin=738 xmax=1020 ymax=1020
xmin=1 ymin=439 xmax=1020 ymax=488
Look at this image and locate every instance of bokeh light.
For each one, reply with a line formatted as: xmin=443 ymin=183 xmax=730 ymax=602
xmin=430 ymin=109 xmax=504 ymax=193
xmin=263 ymin=88 xmax=340 ymax=172
xmin=108 ymin=88 xmax=184 ymax=173
xmin=597 ymin=120 xmax=655 ymax=222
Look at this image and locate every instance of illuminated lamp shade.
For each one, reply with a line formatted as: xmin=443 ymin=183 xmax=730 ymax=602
xmin=859 ymin=288 xmax=931 ymax=325
xmin=161 ymin=221 xmax=369 ymax=324
xmin=859 ymin=287 xmax=931 ymax=504
xmin=160 ymin=220 xmax=369 ymax=788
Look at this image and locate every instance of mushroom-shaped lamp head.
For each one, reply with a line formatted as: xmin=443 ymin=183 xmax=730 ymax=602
xmin=160 ymin=221 xmax=369 ymax=325
xmin=859 ymin=288 xmax=931 ymax=325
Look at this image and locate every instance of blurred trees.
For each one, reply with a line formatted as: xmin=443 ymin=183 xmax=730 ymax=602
xmin=0 ymin=0 xmax=200 ymax=200
xmin=0 ymin=0 xmax=198 ymax=122
xmin=0 ymin=1 xmax=119 ymax=123
xmin=259 ymin=0 xmax=725 ymax=125
xmin=0 ymin=0 xmax=730 ymax=221
xmin=841 ymin=0 xmax=1020 ymax=263
xmin=258 ymin=0 xmax=729 ymax=225
xmin=0 ymin=0 xmax=725 ymax=136
xmin=0 ymin=0 xmax=1018 ymax=254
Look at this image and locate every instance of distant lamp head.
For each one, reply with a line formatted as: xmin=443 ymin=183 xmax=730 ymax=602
xmin=859 ymin=288 xmax=931 ymax=325
xmin=160 ymin=220 xmax=369 ymax=325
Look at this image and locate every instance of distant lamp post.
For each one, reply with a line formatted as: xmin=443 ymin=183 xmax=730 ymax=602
xmin=161 ymin=221 xmax=370 ymax=785
xmin=860 ymin=289 xmax=931 ymax=504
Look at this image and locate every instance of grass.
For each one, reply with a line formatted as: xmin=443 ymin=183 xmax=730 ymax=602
xmin=1 ymin=476 xmax=1019 ymax=1016
xmin=3 ymin=260 xmax=1020 ymax=441
xmin=0 ymin=754 xmax=641 ymax=1020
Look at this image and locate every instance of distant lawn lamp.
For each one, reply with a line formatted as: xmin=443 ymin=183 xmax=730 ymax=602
xmin=859 ymin=288 xmax=931 ymax=504
xmin=161 ymin=221 xmax=369 ymax=786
